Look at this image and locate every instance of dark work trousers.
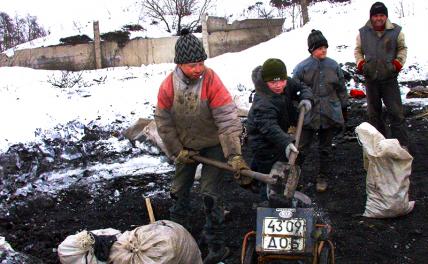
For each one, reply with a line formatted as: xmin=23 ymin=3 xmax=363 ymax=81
xmin=298 ymin=128 xmax=335 ymax=180
xmin=169 ymin=144 xmax=225 ymax=248
xmin=251 ymin=151 xmax=286 ymax=201
xmin=366 ymin=78 xmax=409 ymax=147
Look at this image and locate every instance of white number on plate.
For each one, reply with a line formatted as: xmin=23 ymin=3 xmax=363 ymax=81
xmin=262 ymin=218 xmax=306 ymax=251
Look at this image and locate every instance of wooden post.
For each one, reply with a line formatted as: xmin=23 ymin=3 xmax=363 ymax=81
xmin=201 ymin=13 xmax=210 ymax=58
xmin=145 ymin=197 xmax=156 ymax=224
xmin=93 ymin=21 xmax=102 ymax=69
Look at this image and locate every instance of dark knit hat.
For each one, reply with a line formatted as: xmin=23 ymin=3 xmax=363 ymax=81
xmin=370 ymin=2 xmax=388 ymax=17
xmin=261 ymin=58 xmax=287 ymax=82
xmin=307 ymin=29 xmax=328 ymax=53
xmin=174 ymin=28 xmax=207 ymax=64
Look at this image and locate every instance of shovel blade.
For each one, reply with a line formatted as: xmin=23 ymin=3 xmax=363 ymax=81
xmin=284 ymin=164 xmax=301 ymax=199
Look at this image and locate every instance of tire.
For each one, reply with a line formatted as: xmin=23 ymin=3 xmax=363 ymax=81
xmin=318 ymin=242 xmax=333 ymax=264
xmin=243 ymin=236 xmax=257 ymax=264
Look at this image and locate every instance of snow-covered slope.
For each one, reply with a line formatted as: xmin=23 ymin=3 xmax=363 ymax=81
xmin=1 ymin=0 xmax=427 ymax=153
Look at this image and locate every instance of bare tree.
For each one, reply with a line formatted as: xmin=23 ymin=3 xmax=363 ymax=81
xmin=141 ymin=0 xmax=212 ymax=35
xmin=0 ymin=12 xmax=15 ymax=50
xmin=26 ymin=16 xmax=46 ymax=41
xmin=14 ymin=16 xmax=26 ymax=45
xmin=247 ymin=2 xmax=275 ymax=19
xmin=394 ymin=0 xmax=414 ymax=18
xmin=0 ymin=12 xmax=46 ymax=52
xmin=300 ymin=0 xmax=309 ymax=25
xmin=271 ymin=0 xmax=302 ymax=29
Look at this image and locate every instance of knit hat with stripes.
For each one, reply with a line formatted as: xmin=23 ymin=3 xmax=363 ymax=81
xmin=174 ymin=29 xmax=207 ymax=64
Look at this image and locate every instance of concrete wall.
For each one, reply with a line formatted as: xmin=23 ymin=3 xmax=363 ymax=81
xmin=101 ymin=36 xmax=179 ymax=67
xmin=0 ymin=17 xmax=284 ymax=70
xmin=207 ymin=17 xmax=284 ymax=57
xmin=0 ymin=43 xmax=95 ymax=71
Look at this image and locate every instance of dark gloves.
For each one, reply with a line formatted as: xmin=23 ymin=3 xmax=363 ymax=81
xmin=175 ymin=149 xmax=198 ymax=164
xmin=227 ymin=155 xmax=253 ymax=187
xmin=342 ymin=106 xmax=349 ymax=122
xmin=357 ymin=60 xmax=365 ymax=73
xmin=392 ymin=59 xmax=403 ymax=72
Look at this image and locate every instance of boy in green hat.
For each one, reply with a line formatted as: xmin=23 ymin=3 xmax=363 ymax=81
xmin=246 ymin=58 xmax=313 ymax=203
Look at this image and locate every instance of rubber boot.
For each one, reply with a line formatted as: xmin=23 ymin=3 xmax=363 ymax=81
xmin=203 ymin=244 xmax=230 ymax=264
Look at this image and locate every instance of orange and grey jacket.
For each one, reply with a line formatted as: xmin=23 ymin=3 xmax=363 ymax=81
xmin=155 ymin=66 xmax=242 ymax=159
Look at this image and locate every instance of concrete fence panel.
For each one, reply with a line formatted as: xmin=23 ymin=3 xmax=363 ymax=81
xmin=0 ymin=17 xmax=284 ymax=70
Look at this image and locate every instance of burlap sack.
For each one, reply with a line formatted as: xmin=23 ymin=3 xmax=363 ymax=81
xmin=58 ymin=228 xmax=121 ymax=264
xmin=109 ymin=220 xmax=202 ymax=264
xmin=355 ymin=122 xmax=414 ymax=218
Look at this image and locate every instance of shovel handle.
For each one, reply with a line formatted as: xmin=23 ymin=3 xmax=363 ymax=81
xmin=288 ymin=107 xmax=306 ymax=165
xmin=284 ymin=106 xmax=306 ymax=199
xmin=191 ymin=155 xmax=277 ymax=185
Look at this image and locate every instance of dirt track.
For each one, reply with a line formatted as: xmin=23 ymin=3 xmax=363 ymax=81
xmin=1 ymin=100 xmax=428 ymax=263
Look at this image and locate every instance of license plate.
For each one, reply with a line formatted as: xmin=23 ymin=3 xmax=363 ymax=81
xmin=262 ymin=217 xmax=306 ymax=252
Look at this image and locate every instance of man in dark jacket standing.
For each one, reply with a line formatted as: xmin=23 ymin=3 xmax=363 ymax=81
xmin=354 ymin=1 xmax=409 ymax=148
xmin=246 ymin=58 xmax=313 ymax=201
xmin=155 ymin=29 xmax=250 ymax=264
xmin=293 ymin=30 xmax=348 ymax=192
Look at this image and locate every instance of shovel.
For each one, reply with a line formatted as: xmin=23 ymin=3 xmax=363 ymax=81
xmin=191 ymin=148 xmax=311 ymax=205
xmin=283 ymin=105 xmax=306 ymax=199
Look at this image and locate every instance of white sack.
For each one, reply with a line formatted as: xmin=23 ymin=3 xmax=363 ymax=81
xmin=0 ymin=236 xmax=13 ymax=251
xmin=355 ymin=122 xmax=414 ymax=218
xmin=58 ymin=228 xmax=121 ymax=264
xmin=109 ymin=220 xmax=202 ymax=264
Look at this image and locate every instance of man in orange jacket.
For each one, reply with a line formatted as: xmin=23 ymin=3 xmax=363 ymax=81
xmin=155 ymin=29 xmax=250 ymax=264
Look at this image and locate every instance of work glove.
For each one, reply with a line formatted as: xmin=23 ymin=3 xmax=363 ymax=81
xmin=175 ymin=149 xmax=198 ymax=164
xmin=392 ymin=59 xmax=403 ymax=72
xmin=227 ymin=155 xmax=253 ymax=187
xmin=298 ymin=99 xmax=312 ymax=113
xmin=357 ymin=60 xmax=365 ymax=73
xmin=285 ymin=143 xmax=298 ymax=160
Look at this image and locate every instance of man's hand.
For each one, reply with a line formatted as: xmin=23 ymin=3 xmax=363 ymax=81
xmin=228 ymin=155 xmax=253 ymax=187
xmin=285 ymin=143 xmax=298 ymax=159
xmin=175 ymin=149 xmax=198 ymax=164
xmin=392 ymin=59 xmax=403 ymax=72
xmin=357 ymin=60 xmax=365 ymax=73
xmin=298 ymin=99 xmax=312 ymax=113
xmin=228 ymin=154 xmax=249 ymax=171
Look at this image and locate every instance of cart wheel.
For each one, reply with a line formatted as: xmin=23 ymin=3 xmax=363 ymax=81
xmin=243 ymin=236 xmax=257 ymax=264
xmin=318 ymin=242 xmax=334 ymax=264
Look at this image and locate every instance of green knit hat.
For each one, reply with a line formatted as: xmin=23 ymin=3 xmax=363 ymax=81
xmin=261 ymin=58 xmax=287 ymax=82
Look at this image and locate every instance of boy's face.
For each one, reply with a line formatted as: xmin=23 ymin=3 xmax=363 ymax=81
xmin=312 ymin=46 xmax=328 ymax=60
xmin=266 ymin=79 xmax=287 ymax=94
xmin=179 ymin=61 xmax=205 ymax=80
